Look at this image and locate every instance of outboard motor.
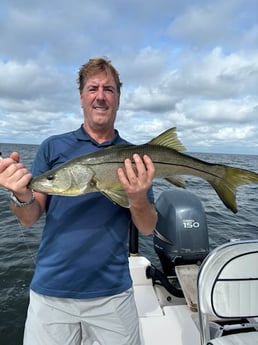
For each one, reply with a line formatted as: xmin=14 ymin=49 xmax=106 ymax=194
xmin=154 ymin=189 xmax=209 ymax=276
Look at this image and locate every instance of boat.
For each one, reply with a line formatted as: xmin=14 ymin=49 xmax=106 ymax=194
xmin=128 ymin=189 xmax=258 ymax=344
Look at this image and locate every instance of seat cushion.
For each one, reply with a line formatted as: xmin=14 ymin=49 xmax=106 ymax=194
xmin=207 ymin=331 xmax=258 ymax=345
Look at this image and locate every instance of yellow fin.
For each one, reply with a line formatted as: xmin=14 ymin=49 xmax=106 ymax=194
xmin=148 ymin=127 xmax=186 ymax=152
xmin=165 ymin=176 xmax=185 ymax=188
xmin=209 ymin=166 xmax=258 ymax=214
xmin=101 ymin=188 xmax=130 ymax=208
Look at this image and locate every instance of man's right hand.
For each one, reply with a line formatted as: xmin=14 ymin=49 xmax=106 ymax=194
xmin=0 ymin=152 xmax=33 ymax=200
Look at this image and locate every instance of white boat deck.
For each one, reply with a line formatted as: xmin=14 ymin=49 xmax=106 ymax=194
xmin=130 ymin=256 xmax=201 ymax=345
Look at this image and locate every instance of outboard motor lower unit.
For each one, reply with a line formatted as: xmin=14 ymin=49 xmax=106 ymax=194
xmin=154 ymin=189 xmax=209 ymax=275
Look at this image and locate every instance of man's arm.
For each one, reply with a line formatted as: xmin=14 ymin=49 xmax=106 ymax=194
xmin=117 ymin=154 xmax=157 ymax=235
xmin=10 ymin=191 xmax=46 ymax=227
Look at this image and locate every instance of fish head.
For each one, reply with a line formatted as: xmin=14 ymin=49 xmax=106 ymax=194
xmin=28 ymin=164 xmax=95 ymax=196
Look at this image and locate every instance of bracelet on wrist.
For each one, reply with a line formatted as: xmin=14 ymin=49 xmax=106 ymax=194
xmin=10 ymin=190 xmax=35 ymax=207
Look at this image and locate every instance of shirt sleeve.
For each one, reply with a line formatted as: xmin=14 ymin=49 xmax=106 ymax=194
xmin=31 ymin=140 xmax=51 ymax=177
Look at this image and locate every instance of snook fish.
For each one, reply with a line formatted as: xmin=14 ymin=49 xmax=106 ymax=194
xmin=28 ymin=128 xmax=258 ymax=213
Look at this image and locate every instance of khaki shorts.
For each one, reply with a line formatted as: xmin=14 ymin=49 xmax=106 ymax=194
xmin=23 ymin=289 xmax=141 ymax=345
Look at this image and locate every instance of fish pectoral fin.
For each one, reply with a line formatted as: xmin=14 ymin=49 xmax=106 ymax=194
xmin=165 ymin=176 xmax=185 ymax=188
xmin=101 ymin=188 xmax=130 ymax=208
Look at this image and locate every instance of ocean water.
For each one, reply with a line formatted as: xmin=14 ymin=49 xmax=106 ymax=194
xmin=0 ymin=144 xmax=258 ymax=345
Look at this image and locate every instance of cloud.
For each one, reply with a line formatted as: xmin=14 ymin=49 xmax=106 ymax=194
xmin=0 ymin=0 xmax=257 ymax=155
xmin=167 ymin=0 xmax=258 ymax=51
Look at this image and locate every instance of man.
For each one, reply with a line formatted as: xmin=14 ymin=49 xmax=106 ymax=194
xmin=0 ymin=57 xmax=157 ymax=345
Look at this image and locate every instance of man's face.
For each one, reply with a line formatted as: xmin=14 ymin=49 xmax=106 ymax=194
xmin=80 ymin=71 xmax=120 ymax=131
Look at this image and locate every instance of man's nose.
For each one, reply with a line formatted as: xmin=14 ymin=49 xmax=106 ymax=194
xmin=96 ymin=88 xmax=105 ymax=101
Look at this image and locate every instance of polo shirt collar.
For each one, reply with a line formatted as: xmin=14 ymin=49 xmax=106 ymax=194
xmin=74 ymin=124 xmax=121 ymax=147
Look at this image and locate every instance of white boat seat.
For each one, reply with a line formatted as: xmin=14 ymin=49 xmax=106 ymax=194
xmin=206 ymin=331 xmax=258 ymax=344
xmin=197 ymin=240 xmax=258 ymax=345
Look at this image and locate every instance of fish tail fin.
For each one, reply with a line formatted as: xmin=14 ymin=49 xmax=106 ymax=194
xmin=210 ymin=166 xmax=258 ymax=213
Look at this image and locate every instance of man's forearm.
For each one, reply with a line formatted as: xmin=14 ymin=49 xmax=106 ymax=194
xmin=10 ymin=190 xmax=46 ymax=227
xmin=130 ymin=198 xmax=157 ymax=236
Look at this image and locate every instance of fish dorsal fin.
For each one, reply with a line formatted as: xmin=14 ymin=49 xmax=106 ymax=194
xmin=148 ymin=127 xmax=186 ymax=152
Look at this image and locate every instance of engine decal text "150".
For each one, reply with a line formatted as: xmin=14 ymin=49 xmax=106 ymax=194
xmin=183 ymin=219 xmax=200 ymax=229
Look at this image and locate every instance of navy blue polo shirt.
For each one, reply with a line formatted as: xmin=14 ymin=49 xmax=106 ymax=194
xmin=30 ymin=125 xmax=154 ymax=299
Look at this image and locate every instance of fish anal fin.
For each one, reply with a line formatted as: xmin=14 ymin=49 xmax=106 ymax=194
xmin=101 ymin=188 xmax=130 ymax=208
xmin=165 ymin=176 xmax=185 ymax=188
xmin=148 ymin=127 xmax=186 ymax=152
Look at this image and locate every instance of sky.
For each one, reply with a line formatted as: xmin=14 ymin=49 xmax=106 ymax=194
xmin=0 ymin=0 xmax=258 ymax=154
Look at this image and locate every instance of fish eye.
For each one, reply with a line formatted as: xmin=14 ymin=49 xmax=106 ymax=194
xmin=47 ymin=174 xmax=55 ymax=181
